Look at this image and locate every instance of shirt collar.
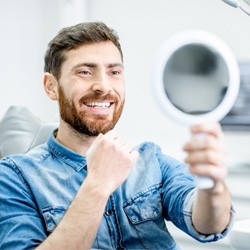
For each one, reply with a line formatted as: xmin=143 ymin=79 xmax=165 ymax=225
xmin=47 ymin=130 xmax=87 ymax=172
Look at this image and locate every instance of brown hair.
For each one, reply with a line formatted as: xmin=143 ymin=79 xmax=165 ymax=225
xmin=44 ymin=22 xmax=123 ymax=79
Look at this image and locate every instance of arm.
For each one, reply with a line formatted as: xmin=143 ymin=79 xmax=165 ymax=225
xmin=37 ymin=179 xmax=109 ymax=250
xmin=37 ymin=130 xmax=138 ymax=249
xmin=183 ymin=123 xmax=232 ymax=235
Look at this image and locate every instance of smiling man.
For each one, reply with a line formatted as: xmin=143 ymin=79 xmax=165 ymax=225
xmin=0 ymin=22 xmax=234 ymax=249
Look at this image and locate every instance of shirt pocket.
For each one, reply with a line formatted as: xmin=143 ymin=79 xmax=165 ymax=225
xmin=123 ymin=184 xmax=162 ymax=224
xmin=123 ymin=184 xmax=176 ymax=249
xmin=42 ymin=206 xmax=66 ymax=233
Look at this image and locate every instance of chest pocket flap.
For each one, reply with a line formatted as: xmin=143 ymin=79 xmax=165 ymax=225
xmin=123 ymin=184 xmax=162 ymax=224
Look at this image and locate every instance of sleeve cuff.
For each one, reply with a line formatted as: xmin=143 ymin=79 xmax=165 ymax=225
xmin=183 ymin=188 xmax=236 ymax=242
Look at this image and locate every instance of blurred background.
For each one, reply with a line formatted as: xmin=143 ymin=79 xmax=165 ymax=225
xmin=1 ymin=0 xmax=250 ymax=249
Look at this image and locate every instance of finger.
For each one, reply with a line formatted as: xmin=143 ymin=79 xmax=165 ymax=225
xmin=184 ymin=150 xmax=227 ymax=166
xmin=104 ymin=130 xmax=119 ymax=140
xmin=113 ymin=135 xmax=126 ymax=147
xmin=89 ymin=133 xmax=104 ymax=148
xmin=103 ymin=130 xmax=136 ymax=156
xmin=190 ymin=122 xmax=224 ymax=140
xmin=121 ymin=142 xmax=133 ymax=153
xmin=183 ymin=135 xmax=225 ymax=152
xmin=130 ymin=150 xmax=139 ymax=163
xmin=189 ymin=163 xmax=227 ymax=181
xmin=105 ymin=131 xmax=134 ymax=151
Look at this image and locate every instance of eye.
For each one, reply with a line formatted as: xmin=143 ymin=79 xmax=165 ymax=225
xmin=79 ymin=70 xmax=91 ymax=75
xmin=112 ymin=70 xmax=120 ymax=75
xmin=76 ymin=67 xmax=93 ymax=78
xmin=108 ymin=67 xmax=123 ymax=77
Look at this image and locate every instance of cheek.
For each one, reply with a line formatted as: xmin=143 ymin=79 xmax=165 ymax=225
xmin=114 ymin=84 xmax=125 ymax=99
xmin=58 ymin=86 xmax=76 ymax=107
xmin=64 ymin=86 xmax=83 ymax=102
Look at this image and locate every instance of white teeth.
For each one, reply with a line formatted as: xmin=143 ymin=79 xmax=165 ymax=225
xmin=85 ymin=102 xmax=111 ymax=108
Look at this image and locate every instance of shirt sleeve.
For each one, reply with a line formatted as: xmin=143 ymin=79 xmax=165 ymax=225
xmin=183 ymin=188 xmax=236 ymax=242
xmin=156 ymin=143 xmax=235 ymax=243
xmin=0 ymin=157 xmax=46 ymax=249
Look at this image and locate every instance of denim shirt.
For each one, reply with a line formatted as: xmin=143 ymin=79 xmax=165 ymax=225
xmin=0 ymin=132 xmax=233 ymax=249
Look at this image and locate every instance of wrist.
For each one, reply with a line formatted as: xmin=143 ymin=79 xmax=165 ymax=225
xmin=81 ymin=176 xmax=111 ymax=201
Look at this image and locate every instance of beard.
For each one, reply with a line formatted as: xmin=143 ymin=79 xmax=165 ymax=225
xmin=58 ymin=86 xmax=124 ymax=136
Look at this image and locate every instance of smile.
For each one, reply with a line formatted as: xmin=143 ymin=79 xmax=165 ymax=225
xmin=84 ymin=102 xmax=112 ymax=108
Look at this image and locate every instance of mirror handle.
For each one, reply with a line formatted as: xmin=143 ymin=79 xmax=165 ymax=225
xmin=195 ymin=176 xmax=214 ymax=189
xmin=191 ymin=133 xmax=214 ymax=189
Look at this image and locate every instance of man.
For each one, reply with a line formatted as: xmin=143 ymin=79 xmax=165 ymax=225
xmin=0 ymin=22 xmax=234 ymax=249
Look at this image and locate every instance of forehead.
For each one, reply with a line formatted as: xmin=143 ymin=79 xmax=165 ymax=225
xmin=63 ymin=41 xmax=123 ymax=67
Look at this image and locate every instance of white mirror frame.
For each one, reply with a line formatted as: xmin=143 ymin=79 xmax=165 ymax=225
xmin=152 ymin=30 xmax=240 ymax=126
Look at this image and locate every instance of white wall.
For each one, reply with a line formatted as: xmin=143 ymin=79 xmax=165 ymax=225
xmin=88 ymin=0 xmax=250 ymax=165
xmin=1 ymin=0 xmax=250 ymax=166
xmin=0 ymin=0 xmax=88 ymax=122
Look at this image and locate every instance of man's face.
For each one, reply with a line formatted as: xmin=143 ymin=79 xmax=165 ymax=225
xmin=57 ymin=41 xmax=125 ymax=136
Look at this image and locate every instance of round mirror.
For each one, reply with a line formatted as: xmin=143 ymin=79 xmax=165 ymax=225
xmin=153 ymin=30 xmax=240 ymax=126
xmin=152 ymin=30 xmax=240 ymax=189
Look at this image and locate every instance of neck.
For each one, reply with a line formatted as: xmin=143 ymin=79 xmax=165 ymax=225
xmin=55 ymin=120 xmax=97 ymax=156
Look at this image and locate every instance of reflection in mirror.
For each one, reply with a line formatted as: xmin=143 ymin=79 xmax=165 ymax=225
xmin=163 ymin=44 xmax=229 ymax=115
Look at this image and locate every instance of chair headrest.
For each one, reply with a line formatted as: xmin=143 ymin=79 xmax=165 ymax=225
xmin=0 ymin=106 xmax=58 ymax=157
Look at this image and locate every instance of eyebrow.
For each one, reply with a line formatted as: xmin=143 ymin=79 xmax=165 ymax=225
xmin=72 ymin=62 xmax=124 ymax=71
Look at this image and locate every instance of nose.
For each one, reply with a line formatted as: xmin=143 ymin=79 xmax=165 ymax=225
xmin=92 ymin=72 xmax=112 ymax=94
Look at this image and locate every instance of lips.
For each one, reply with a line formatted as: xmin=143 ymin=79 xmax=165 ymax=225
xmin=82 ymin=101 xmax=115 ymax=116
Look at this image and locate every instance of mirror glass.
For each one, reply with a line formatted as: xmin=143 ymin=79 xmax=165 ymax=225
xmin=163 ymin=44 xmax=229 ymax=115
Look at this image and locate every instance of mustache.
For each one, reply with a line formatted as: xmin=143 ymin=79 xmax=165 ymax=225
xmin=79 ymin=93 xmax=117 ymax=103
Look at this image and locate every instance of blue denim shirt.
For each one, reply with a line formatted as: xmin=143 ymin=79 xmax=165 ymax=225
xmin=0 ymin=132 xmax=233 ymax=249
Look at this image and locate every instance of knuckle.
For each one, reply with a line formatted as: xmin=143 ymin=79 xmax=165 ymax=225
xmin=204 ymin=136 xmax=216 ymax=149
xmin=204 ymin=150 xmax=214 ymax=163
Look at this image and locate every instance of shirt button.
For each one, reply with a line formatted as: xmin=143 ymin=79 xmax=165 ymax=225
xmin=105 ymin=209 xmax=112 ymax=216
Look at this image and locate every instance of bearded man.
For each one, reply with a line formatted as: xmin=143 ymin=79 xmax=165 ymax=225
xmin=0 ymin=22 xmax=234 ymax=250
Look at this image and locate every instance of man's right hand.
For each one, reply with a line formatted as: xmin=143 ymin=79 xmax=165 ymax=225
xmin=85 ymin=130 xmax=139 ymax=197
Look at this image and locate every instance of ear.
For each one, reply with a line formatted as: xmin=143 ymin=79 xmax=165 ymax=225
xmin=43 ymin=73 xmax=58 ymax=101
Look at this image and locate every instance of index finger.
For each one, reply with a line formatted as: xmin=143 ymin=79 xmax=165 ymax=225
xmin=190 ymin=122 xmax=224 ymax=140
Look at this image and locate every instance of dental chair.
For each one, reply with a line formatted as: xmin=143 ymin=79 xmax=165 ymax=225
xmin=0 ymin=106 xmax=58 ymax=158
